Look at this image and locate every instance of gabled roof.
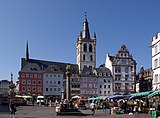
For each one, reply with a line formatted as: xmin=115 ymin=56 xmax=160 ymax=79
xmin=21 ymin=58 xmax=79 ymax=74
xmin=107 ymin=45 xmax=136 ymax=65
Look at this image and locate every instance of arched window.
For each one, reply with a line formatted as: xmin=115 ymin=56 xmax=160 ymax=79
xmin=83 ymin=43 xmax=87 ymax=52
xmin=83 ymin=54 xmax=85 ymax=61
xmin=89 ymin=44 xmax=92 ymax=52
xmin=90 ymin=55 xmax=93 ymax=61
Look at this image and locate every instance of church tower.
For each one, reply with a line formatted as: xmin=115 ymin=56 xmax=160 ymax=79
xmin=76 ymin=15 xmax=96 ymax=73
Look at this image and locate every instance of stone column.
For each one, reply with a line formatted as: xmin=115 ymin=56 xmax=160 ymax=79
xmin=65 ymin=63 xmax=72 ymax=102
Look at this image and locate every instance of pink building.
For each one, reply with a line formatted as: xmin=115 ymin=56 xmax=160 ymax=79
xmin=80 ymin=67 xmax=97 ymax=98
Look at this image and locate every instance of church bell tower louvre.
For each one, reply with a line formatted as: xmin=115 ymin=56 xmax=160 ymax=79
xmin=76 ymin=15 xmax=96 ymax=74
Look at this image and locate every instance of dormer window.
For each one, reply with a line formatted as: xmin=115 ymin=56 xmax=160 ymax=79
xmin=86 ymin=71 xmax=90 ymax=75
xmin=51 ymin=68 xmax=57 ymax=71
xmin=99 ymin=73 xmax=102 ymax=76
xmin=108 ymin=73 xmax=111 ymax=76
xmin=30 ymin=68 xmax=38 ymax=71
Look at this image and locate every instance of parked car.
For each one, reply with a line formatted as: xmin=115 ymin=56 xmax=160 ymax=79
xmin=37 ymin=96 xmax=45 ymax=105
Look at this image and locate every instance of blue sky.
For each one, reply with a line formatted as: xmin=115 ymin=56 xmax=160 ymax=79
xmin=0 ymin=0 xmax=160 ymax=83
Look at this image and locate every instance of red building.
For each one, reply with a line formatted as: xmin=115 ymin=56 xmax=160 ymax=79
xmin=18 ymin=62 xmax=43 ymax=96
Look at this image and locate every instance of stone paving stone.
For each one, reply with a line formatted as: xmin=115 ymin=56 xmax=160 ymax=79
xmin=0 ymin=105 xmax=150 ymax=118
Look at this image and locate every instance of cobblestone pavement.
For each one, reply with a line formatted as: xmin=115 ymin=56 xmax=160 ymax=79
xmin=0 ymin=105 xmax=150 ymax=118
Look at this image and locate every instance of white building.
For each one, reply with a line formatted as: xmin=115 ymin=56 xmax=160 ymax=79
xmin=94 ymin=65 xmax=113 ymax=97
xmin=105 ymin=45 xmax=136 ymax=94
xmin=43 ymin=65 xmax=64 ymax=97
xmin=151 ymin=32 xmax=160 ymax=90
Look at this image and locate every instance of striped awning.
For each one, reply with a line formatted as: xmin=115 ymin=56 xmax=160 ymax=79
xmin=148 ymin=91 xmax=160 ymax=98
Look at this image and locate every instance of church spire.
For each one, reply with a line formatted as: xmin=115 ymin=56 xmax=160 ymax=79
xmin=26 ymin=41 xmax=29 ymax=60
xmin=11 ymin=72 xmax=13 ymax=84
xmin=82 ymin=12 xmax=90 ymax=39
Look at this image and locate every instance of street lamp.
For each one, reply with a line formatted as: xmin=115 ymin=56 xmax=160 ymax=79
xmin=65 ymin=63 xmax=72 ymax=101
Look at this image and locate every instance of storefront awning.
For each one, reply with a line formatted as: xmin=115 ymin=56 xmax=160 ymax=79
xmin=88 ymin=97 xmax=104 ymax=101
xmin=148 ymin=90 xmax=160 ymax=98
xmin=107 ymin=94 xmax=131 ymax=99
xmin=131 ymin=91 xmax=154 ymax=97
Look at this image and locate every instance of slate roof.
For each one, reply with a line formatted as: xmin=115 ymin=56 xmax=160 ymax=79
xmin=94 ymin=67 xmax=111 ymax=74
xmin=20 ymin=58 xmax=79 ymax=74
xmin=20 ymin=62 xmax=42 ymax=73
xmin=43 ymin=65 xmax=63 ymax=74
xmin=80 ymin=66 xmax=95 ymax=77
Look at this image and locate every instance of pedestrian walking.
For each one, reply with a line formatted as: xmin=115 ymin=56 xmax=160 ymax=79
xmin=45 ymin=98 xmax=49 ymax=107
xmin=49 ymin=100 xmax=52 ymax=107
xmin=102 ymin=101 xmax=108 ymax=113
xmin=9 ymin=100 xmax=17 ymax=118
xmin=90 ymin=101 xmax=96 ymax=116
xmin=39 ymin=99 xmax=41 ymax=106
xmin=32 ymin=96 xmax=35 ymax=106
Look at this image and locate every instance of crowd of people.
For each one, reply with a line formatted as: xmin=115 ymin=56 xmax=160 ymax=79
xmin=9 ymin=94 xmax=159 ymax=117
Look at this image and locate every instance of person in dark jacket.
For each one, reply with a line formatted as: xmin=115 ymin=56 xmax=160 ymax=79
xmin=9 ymin=100 xmax=16 ymax=118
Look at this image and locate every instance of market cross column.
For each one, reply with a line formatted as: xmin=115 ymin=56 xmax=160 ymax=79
xmin=65 ymin=63 xmax=72 ymax=102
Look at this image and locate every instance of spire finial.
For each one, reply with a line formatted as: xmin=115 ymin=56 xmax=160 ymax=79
xmin=83 ymin=11 xmax=90 ymax=39
xmin=85 ymin=11 xmax=87 ymax=18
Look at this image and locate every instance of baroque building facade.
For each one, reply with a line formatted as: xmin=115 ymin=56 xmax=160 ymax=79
xmin=105 ymin=45 xmax=136 ymax=94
